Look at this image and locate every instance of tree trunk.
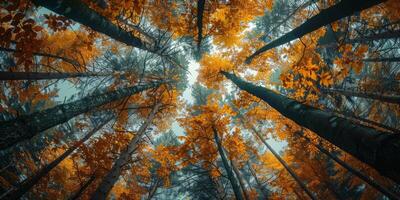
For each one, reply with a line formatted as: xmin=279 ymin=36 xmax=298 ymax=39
xmin=240 ymin=120 xmax=316 ymax=199
xmin=197 ymin=0 xmax=206 ymax=51
xmin=146 ymin=178 xmax=161 ymax=200
xmin=296 ymin=132 xmax=400 ymax=200
xmin=230 ymin=160 xmax=250 ymax=200
xmin=68 ymin=173 xmax=97 ymax=200
xmin=247 ymin=162 xmax=269 ymax=199
xmin=363 ymin=57 xmax=400 ymax=62
xmin=347 ymin=30 xmax=400 ymax=43
xmin=1 ymin=117 xmax=111 ymax=200
xmin=0 ymin=47 xmax=80 ymax=67
xmin=0 ymin=81 xmax=164 ymax=150
xmin=32 ymin=0 xmax=148 ymax=51
xmin=321 ymin=88 xmax=400 ymax=104
xmin=318 ymin=30 xmax=400 ymax=48
xmin=0 ymin=71 xmax=109 ymax=80
xmin=90 ymin=103 xmax=161 ymax=200
xmin=221 ymin=71 xmax=400 ymax=184
xmin=245 ymin=0 xmax=385 ymax=63
xmin=212 ymin=126 xmax=244 ymax=200
xmin=325 ymin=108 xmax=400 ymax=134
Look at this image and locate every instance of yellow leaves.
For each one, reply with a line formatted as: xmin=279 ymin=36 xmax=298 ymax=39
xmin=211 ymin=7 xmax=229 ymax=23
xmin=198 ymin=54 xmax=233 ymax=88
xmin=210 ymin=168 xmax=220 ymax=178
xmin=260 ymin=151 xmax=282 ymax=170
xmin=319 ymin=71 xmax=333 ymax=87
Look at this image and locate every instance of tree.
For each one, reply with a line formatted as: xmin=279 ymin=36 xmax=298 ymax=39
xmin=245 ymin=0 xmax=386 ymax=63
xmin=90 ymin=102 xmax=161 ymax=200
xmin=1 ymin=116 xmax=112 ymax=200
xmin=221 ymin=71 xmax=400 ymax=184
xmin=0 ymin=81 xmax=164 ymax=150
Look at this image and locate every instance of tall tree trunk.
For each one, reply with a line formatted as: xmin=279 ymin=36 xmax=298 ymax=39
xmin=318 ymin=30 xmax=400 ymax=48
xmin=1 ymin=117 xmax=112 ymax=200
xmin=0 ymin=71 xmax=109 ymax=80
xmin=32 ymin=0 xmax=150 ymax=52
xmin=146 ymin=178 xmax=161 ymax=200
xmin=90 ymin=103 xmax=161 ymax=200
xmin=0 ymin=47 xmax=80 ymax=67
xmin=0 ymin=81 xmax=164 ymax=150
xmin=212 ymin=126 xmax=244 ymax=200
xmin=230 ymin=160 xmax=250 ymax=200
xmin=325 ymin=108 xmax=400 ymax=134
xmin=238 ymin=119 xmax=316 ymax=199
xmin=347 ymin=30 xmax=400 ymax=43
xmin=321 ymin=88 xmax=400 ymax=104
xmin=68 ymin=173 xmax=97 ymax=200
xmin=221 ymin=71 xmax=400 ymax=184
xmin=245 ymin=0 xmax=385 ymax=63
xmin=296 ymin=132 xmax=400 ymax=200
xmin=196 ymin=0 xmax=206 ymax=52
xmin=259 ymin=0 xmax=315 ymax=41
xmin=247 ymin=162 xmax=269 ymax=199
xmin=363 ymin=57 xmax=400 ymax=62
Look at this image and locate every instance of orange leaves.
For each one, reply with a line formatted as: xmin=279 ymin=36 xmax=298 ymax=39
xmin=198 ymin=54 xmax=233 ymax=88
xmin=319 ymin=71 xmax=333 ymax=87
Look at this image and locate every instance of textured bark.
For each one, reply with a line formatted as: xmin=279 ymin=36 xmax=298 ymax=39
xmin=196 ymin=0 xmax=206 ymax=51
xmin=296 ymin=132 xmax=400 ymax=200
xmin=68 ymin=173 xmax=96 ymax=200
xmin=0 ymin=81 xmax=163 ymax=150
xmin=321 ymin=88 xmax=400 ymax=105
xmin=363 ymin=57 xmax=400 ymax=62
xmin=32 ymin=0 xmax=148 ymax=51
xmin=0 ymin=46 xmax=80 ymax=66
xmin=231 ymin=160 xmax=250 ymax=200
xmin=0 ymin=71 xmax=108 ymax=80
xmin=2 ymin=118 xmax=111 ymax=200
xmin=222 ymin=71 xmax=400 ymax=184
xmin=212 ymin=126 xmax=244 ymax=200
xmin=90 ymin=103 xmax=161 ymax=200
xmin=245 ymin=0 xmax=385 ymax=63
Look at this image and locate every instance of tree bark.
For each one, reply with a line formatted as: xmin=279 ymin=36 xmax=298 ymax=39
xmin=212 ymin=126 xmax=244 ymax=200
xmin=230 ymin=160 xmax=250 ymax=200
xmin=1 ymin=117 xmax=112 ymax=200
xmin=32 ymin=0 xmax=149 ymax=51
xmin=321 ymin=88 xmax=400 ymax=105
xmin=296 ymin=132 xmax=400 ymax=200
xmin=0 ymin=47 xmax=80 ymax=67
xmin=363 ymin=57 xmax=400 ymax=62
xmin=68 ymin=173 xmax=97 ymax=200
xmin=90 ymin=103 xmax=161 ymax=200
xmin=245 ymin=0 xmax=385 ymax=64
xmin=222 ymin=71 xmax=400 ymax=184
xmin=0 ymin=71 xmax=109 ymax=80
xmin=0 ymin=81 xmax=164 ymax=150
xmin=197 ymin=0 xmax=206 ymax=51
xmin=325 ymin=108 xmax=400 ymax=134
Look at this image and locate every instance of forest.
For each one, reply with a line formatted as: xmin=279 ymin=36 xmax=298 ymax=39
xmin=0 ymin=0 xmax=399 ymax=199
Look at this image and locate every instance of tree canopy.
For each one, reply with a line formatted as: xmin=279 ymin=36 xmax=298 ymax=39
xmin=0 ymin=0 xmax=399 ymax=199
